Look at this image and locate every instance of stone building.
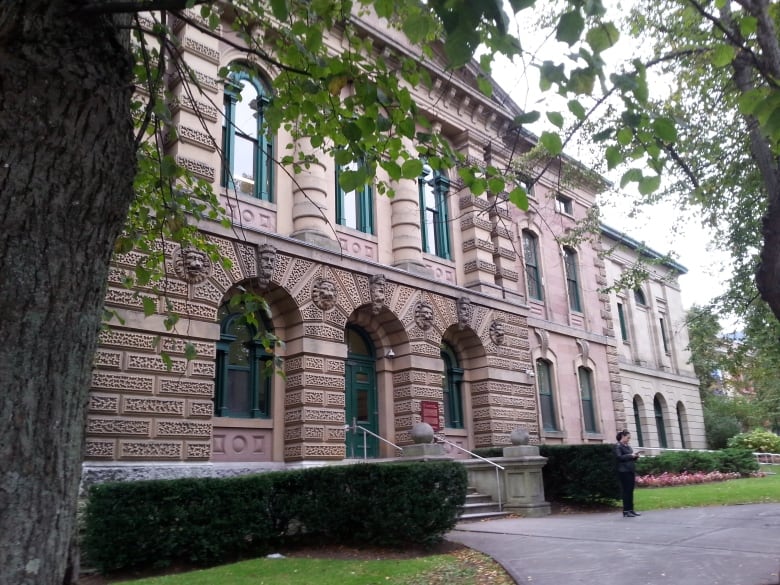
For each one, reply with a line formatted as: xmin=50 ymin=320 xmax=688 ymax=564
xmin=82 ymin=7 xmax=704 ymax=482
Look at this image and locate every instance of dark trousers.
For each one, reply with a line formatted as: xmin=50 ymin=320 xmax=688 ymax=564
xmin=618 ymin=471 xmax=635 ymax=512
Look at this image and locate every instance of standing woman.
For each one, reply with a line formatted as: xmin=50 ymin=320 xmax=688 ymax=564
xmin=614 ymin=430 xmax=642 ymax=517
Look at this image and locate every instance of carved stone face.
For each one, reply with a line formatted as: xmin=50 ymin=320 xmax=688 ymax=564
xmin=457 ymin=297 xmax=472 ymax=329
xmin=415 ymin=301 xmax=434 ymax=331
xmin=174 ymin=245 xmax=211 ymax=285
xmin=489 ymin=320 xmax=505 ymax=346
xmin=312 ymin=277 xmax=337 ymax=311
xmin=369 ymin=274 xmax=386 ymax=314
xmin=256 ymin=244 xmax=276 ymax=289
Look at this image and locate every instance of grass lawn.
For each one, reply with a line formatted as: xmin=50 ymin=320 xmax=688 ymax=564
xmin=636 ymin=464 xmax=780 ymax=510
xmin=90 ymin=466 xmax=780 ymax=585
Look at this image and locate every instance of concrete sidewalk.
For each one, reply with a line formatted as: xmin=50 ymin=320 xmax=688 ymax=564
xmin=447 ymin=504 xmax=780 ymax=585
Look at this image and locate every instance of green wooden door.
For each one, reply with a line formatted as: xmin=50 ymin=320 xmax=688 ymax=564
xmin=345 ymin=326 xmax=378 ymax=458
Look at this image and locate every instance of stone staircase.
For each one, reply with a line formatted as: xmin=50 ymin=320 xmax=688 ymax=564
xmin=458 ymin=487 xmax=511 ymax=522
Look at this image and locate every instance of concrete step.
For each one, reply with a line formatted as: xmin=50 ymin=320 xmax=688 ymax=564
xmin=458 ymin=488 xmax=511 ymax=522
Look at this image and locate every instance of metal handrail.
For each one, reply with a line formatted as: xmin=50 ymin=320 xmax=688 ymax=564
xmin=346 ymin=422 xmax=404 ymax=459
xmin=435 ymin=436 xmax=504 ymax=511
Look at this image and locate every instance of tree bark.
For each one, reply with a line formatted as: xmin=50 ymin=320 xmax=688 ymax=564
xmin=0 ymin=2 xmax=135 ymax=584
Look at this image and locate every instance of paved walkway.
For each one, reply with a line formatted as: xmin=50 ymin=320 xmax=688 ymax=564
xmin=447 ymin=504 xmax=780 ymax=585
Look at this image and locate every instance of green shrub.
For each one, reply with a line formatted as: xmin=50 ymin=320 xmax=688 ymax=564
xmin=539 ymin=444 xmax=621 ymax=503
xmin=715 ymin=448 xmax=759 ymax=475
xmin=83 ymin=461 xmax=466 ymax=574
xmin=728 ymin=429 xmax=780 ymax=453
xmin=636 ymin=450 xmax=718 ymax=475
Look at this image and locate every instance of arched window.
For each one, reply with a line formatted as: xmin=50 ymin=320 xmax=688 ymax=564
xmin=563 ymin=247 xmax=582 ymax=312
xmin=441 ymin=343 xmax=463 ymax=429
xmin=419 ymin=163 xmax=451 ymax=259
xmin=222 ymin=69 xmax=273 ymax=201
xmin=654 ymin=396 xmax=668 ymax=448
xmin=578 ymin=366 xmax=597 ymax=432
xmin=214 ymin=305 xmax=273 ymax=418
xmin=336 ymin=159 xmax=374 ymax=234
xmin=676 ymin=402 xmax=687 ymax=449
xmin=523 ymin=230 xmax=543 ymax=301
xmin=536 ymin=359 xmax=558 ymax=431
xmin=634 ymin=288 xmax=647 ymax=306
xmin=633 ymin=396 xmax=644 ymax=447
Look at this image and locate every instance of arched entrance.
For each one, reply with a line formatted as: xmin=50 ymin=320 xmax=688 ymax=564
xmin=345 ymin=324 xmax=378 ymax=458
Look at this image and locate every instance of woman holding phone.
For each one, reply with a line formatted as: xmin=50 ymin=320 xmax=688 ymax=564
xmin=614 ymin=430 xmax=642 ymax=517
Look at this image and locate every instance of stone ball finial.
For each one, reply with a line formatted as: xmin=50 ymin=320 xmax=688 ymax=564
xmin=410 ymin=422 xmax=435 ymax=444
xmin=510 ymin=427 xmax=530 ymax=446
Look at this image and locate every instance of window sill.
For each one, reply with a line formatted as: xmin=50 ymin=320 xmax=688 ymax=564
xmin=541 ymin=429 xmax=564 ymax=438
xmin=213 ymin=418 xmax=273 ymax=428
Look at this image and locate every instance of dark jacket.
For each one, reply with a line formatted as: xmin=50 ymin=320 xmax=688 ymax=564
xmin=614 ymin=442 xmax=636 ymax=473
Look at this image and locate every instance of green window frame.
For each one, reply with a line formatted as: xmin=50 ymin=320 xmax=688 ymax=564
xmin=676 ymin=402 xmax=687 ymax=449
xmin=536 ymin=359 xmax=558 ymax=431
xmin=336 ymin=159 xmax=374 ymax=234
xmin=578 ymin=366 xmax=597 ymax=433
xmin=633 ymin=396 xmax=644 ymax=447
xmin=419 ymin=163 xmax=451 ymax=259
xmin=523 ymin=230 xmax=543 ymax=301
xmin=617 ymin=302 xmax=628 ymax=341
xmin=563 ymin=247 xmax=582 ymax=312
xmin=222 ymin=69 xmax=273 ymax=201
xmin=659 ymin=317 xmax=670 ymax=353
xmin=441 ymin=343 xmax=464 ymax=429
xmin=214 ymin=306 xmax=273 ymax=418
xmin=654 ymin=396 xmax=668 ymax=448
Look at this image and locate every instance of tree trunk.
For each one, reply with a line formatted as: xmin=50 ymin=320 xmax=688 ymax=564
xmin=0 ymin=2 xmax=135 ymax=584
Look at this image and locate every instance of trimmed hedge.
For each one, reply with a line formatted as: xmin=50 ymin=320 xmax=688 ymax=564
xmin=636 ymin=448 xmax=758 ymax=476
xmin=539 ymin=444 xmax=621 ymax=503
xmin=83 ymin=461 xmax=466 ymax=574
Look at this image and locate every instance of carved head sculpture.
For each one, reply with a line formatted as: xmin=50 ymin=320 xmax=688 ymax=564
xmin=312 ymin=277 xmax=338 ymax=311
xmin=489 ymin=320 xmax=506 ymax=346
xmin=256 ymin=244 xmax=277 ymax=289
xmin=174 ymin=245 xmax=211 ymax=285
xmin=369 ymin=273 xmax=386 ymax=314
xmin=456 ymin=296 xmax=472 ymax=330
xmin=414 ymin=301 xmax=434 ymax=331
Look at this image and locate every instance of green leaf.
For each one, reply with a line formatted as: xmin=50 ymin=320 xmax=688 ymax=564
xmin=339 ymin=169 xmax=366 ymax=193
xmin=616 ymin=127 xmax=633 ymax=146
xmin=592 ymin=128 xmax=613 ymax=142
xmin=401 ymin=159 xmax=424 ymax=180
xmin=740 ymin=16 xmax=758 ymax=37
xmin=620 ymin=168 xmax=643 ymax=189
xmin=477 ymin=76 xmax=493 ymax=97
xmin=382 ymin=160 xmax=402 ymax=181
xmin=638 ymin=174 xmax=661 ymax=195
xmin=540 ymin=131 xmax=563 ymax=155
xmin=184 ymin=342 xmax=198 ymax=361
xmin=711 ymin=44 xmax=735 ymax=68
xmin=402 ymin=16 xmax=431 ymax=44
xmin=556 ymin=10 xmax=585 ymax=46
xmin=567 ymin=100 xmax=587 ymax=120
xmin=488 ymin=177 xmax=505 ymax=194
xmin=508 ymin=186 xmax=529 ymax=210
xmin=515 ymin=111 xmax=541 ymax=125
xmin=547 ymin=111 xmax=564 ymax=128
xmin=142 ymin=296 xmax=156 ymax=317
xmin=269 ymin=0 xmax=288 ymax=21
xmin=605 ymin=145 xmax=622 ymax=170
xmin=652 ymin=117 xmax=677 ymax=143
xmin=586 ymin=22 xmax=619 ymax=53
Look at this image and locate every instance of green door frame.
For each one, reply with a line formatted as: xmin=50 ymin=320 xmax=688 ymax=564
xmin=345 ymin=326 xmax=378 ymax=458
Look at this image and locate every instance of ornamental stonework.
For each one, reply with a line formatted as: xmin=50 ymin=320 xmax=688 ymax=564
xmin=92 ymin=372 xmax=154 ymax=393
xmin=303 ymin=323 xmax=344 ymax=341
xmin=190 ymin=360 xmax=216 ymax=378
xmin=94 ymin=350 xmax=121 ymax=369
xmin=170 ymin=96 xmax=219 ymax=122
xmin=156 ymin=420 xmax=212 ymax=438
xmin=182 ymin=36 xmax=220 ymax=63
xmin=326 ymin=426 xmax=346 ymax=441
xmin=105 ymin=288 xmax=151 ymax=310
xmin=287 ymin=259 xmax=315 ymax=297
xmin=98 ymin=330 xmax=156 ymax=351
xmin=186 ymin=442 xmax=212 ymax=459
xmin=188 ymin=400 xmax=213 ymax=417
xmin=88 ymin=395 xmax=120 ymax=414
xmin=164 ymin=298 xmax=218 ymax=321
xmin=160 ymin=338 xmax=214 ymax=358
xmin=409 ymin=342 xmax=440 ymax=357
xmin=172 ymin=245 xmax=213 ymax=286
xmin=176 ymin=125 xmax=216 ymax=151
xmin=120 ymin=440 xmax=182 ymax=459
xmin=123 ymin=397 xmax=185 ymax=416
xmin=176 ymin=155 xmax=215 ymax=181
xmin=127 ymin=354 xmax=186 ymax=374
xmin=160 ymin=378 xmax=213 ymax=396
xmin=311 ymin=277 xmax=338 ymax=311
xmin=334 ymin=268 xmax=362 ymax=309
xmin=368 ymin=273 xmax=386 ymax=314
xmin=85 ymin=440 xmax=116 ymax=459
xmin=87 ymin=417 xmax=151 ymax=436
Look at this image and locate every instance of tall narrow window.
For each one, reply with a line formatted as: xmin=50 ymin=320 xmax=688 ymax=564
xmin=676 ymin=402 xmax=687 ymax=449
xmin=536 ymin=359 xmax=558 ymax=431
xmin=215 ymin=306 xmax=273 ymax=418
xmin=617 ymin=302 xmax=628 ymax=341
xmin=654 ymin=396 xmax=668 ymax=448
xmin=555 ymin=194 xmax=573 ymax=215
xmin=659 ymin=317 xmax=670 ymax=353
xmin=441 ymin=343 xmax=463 ymax=429
xmin=563 ymin=247 xmax=582 ymax=312
xmin=419 ymin=163 xmax=451 ymax=259
xmin=222 ymin=70 xmax=273 ymax=201
xmin=523 ymin=230 xmax=543 ymax=301
xmin=578 ymin=366 xmax=597 ymax=432
xmin=633 ymin=288 xmax=646 ymax=306
xmin=336 ymin=159 xmax=374 ymax=234
xmin=633 ymin=396 xmax=644 ymax=447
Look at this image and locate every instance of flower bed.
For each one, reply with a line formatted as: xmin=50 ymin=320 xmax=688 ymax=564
xmin=636 ymin=471 xmax=742 ymax=487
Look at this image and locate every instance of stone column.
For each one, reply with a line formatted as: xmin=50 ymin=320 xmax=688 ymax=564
xmin=290 ymin=137 xmax=341 ymax=252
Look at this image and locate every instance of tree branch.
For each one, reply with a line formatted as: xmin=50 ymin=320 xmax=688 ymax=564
xmin=76 ymin=0 xmax=210 ymax=15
